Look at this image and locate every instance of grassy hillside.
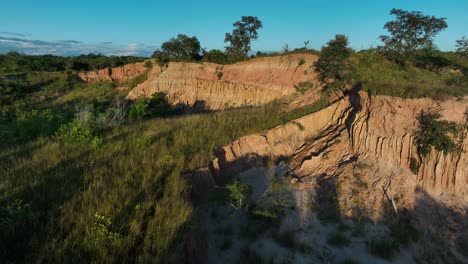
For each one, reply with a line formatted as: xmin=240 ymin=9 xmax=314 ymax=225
xmin=0 ymin=50 xmax=467 ymax=262
xmin=352 ymin=50 xmax=468 ymax=99
xmin=0 ymin=67 xmax=327 ymax=262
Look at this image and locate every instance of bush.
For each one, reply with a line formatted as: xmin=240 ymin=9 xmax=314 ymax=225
xmin=203 ymin=49 xmax=228 ymax=64
xmin=314 ymin=34 xmax=353 ymax=91
xmin=390 ymin=218 xmax=420 ymax=246
xmin=226 ymin=181 xmax=251 ymax=211
xmin=56 ymin=119 xmax=102 ymax=148
xmin=12 ymin=109 xmax=66 ymax=144
xmin=95 ymin=99 xmax=127 ymax=129
xmin=148 ymin=92 xmax=172 ymax=117
xmin=409 ymin=157 xmax=420 ymax=174
xmin=217 ymin=72 xmax=224 ymax=80
xmin=144 ymin=60 xmax=153 ymax=69
xmin=294 ymin=81 xmax=314 ymax=94
xmin=369 ymin=239 xmax=399 ymax=259
xmin=327 ymin=232 xmax=350 ymax=247
xmin=417 ymin=111 xmax=462 ymax=157
xmin=129 ymin=99 xmax=150 ymax=120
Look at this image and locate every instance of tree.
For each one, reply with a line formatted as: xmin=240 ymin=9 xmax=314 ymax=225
xmin=155 ymin=34 xmax=201 ymax=62
xmin=203 ymin=49 xmax=228 ymax=64
xmin=379 ymin=8 xmax=448 ymax=65
xmin=456 ymin=37 xmax=468 ymax=57
xmin=224 ymin=16 xmax=263 ymax=62
xmin=314 ymin=34 xmax=353 ymax=91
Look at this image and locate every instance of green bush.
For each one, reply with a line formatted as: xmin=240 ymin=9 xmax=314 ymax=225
xmin=390 ymin=219 xmax=420 ymax=246
xmin=15 ymin=109 xmax=66 ymax=142
xmin=148 ymin=92 xmax=172 ymax=117
xmin=226 ymin=181 xmax=252 ymax=211
xmin=417 ymin=112 xmax=462 ymax=157
xmin=56 ymin=120 xmax=102 ymax=148
xmin=369 ymin=239 xmax=399 ymax=259
xmin=129 ymin=99 xmax=150 ymax=120
xmin=315 ymin=34 xmax=353 ymax=91
xmin=294 ymin=81 xmax=314 ymax=94
xmin=203 ymin=49 xmax=228 ymax=64
xmin=327 ymin=232 xmax=350 ymax=247
xmin=409 ymin=157 xmax=420 ymax=174
xmin=144 ymin=61 xmax=153 ymax=69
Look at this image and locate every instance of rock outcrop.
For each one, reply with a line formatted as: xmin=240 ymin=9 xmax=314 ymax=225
xmin=77 ymin=61 xmax=148 ymax=83
xmin=126 ymin=54 xmax=320 ymax=110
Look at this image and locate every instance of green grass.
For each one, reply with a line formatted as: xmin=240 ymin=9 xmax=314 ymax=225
xmin=0 ymin=76 xmax=328 ymax=262
xmin=351 ymin=51 xmax=468 ymax=99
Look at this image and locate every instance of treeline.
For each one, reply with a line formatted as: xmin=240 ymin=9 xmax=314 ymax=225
xmin=0 ymin=52 xmax=146 ymax=73
xmin=313 ymin=9 xmax=467 ymax=95
xmin=152 ymin=16 xmax=264 ymax=65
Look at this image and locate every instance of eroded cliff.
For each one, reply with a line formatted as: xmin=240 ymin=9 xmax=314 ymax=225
xmin=211 ymin=92 xmax=467 ymax=198
xmin=197 ymin=91 xmax=468 ymax=262
xmin=126 ymin=54 xmax=320 ymax=110
xmin=77 ymin=61 xmax=148 ymax=83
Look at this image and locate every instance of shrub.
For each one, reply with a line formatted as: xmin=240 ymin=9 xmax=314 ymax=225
xmin=217 ymin=72 xmax=224 ymax=80
xmin=458 ymin=237 xmax=468 ymax=257
xmin=86 ymin=212 xmax=122 ymax=247
xmin=369 ymin=239 xmax=399 ymax=259
xmin=129 ymin=99 xmax=150 ymax=120
xmin=339 ymin=258 xmax=361 ymax=264
xmin=409 ymin=157 xmax=420 ymax=174
xmin=203 ymin=49 xmax=228 ymax=64
xmin=327 ymin=232 xmax=350 ymax=247
xmin=0 ymin=200 xmax=34 ymax=237
xmin=219 ymin=238 xmax=232 ymax=251
xmin=148 ymin=92 xmax=172 ymax=117
xmin=12 ymin=108 xmax=66 ymax=144
xmin=144 ymin=60 xmax=153 ymax=69
xmin=314 ymin=34 xmax=353 ymax=91
xmin=298 ymin=59 xmax=305 ymax=66
xmin=95 ymin=99 xmax=127 ymax=129
xmin=226 ymin=181 xmax=251 ymax=211
xmin=294 ymin=81 xmax=314 ymax=94
xmin=56 ymin=119 xmax=102 ymax=148
xmin=390 ymin=218 xmax=420 ymax=247
xmin=417 ymin=111 xmax=462 ymax=157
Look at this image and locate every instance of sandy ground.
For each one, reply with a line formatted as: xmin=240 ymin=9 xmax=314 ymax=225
xmin=197 ymin=165 xmax=417 ymax=264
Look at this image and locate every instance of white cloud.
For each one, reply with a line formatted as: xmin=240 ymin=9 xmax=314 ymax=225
xmin=0 ymin=33 xmax=155 ymax=57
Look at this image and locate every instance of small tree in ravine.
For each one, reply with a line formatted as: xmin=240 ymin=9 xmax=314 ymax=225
xmin=224 ymin=16 xmax=263 ymax=62
xmin=314 ymin=34 xmax=353 ymax=92
xmin=379 ymin=9 xmax=447 ymax=65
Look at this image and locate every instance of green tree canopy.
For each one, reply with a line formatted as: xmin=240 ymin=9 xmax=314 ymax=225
xmin=456 ymin=37 xmax=468 ymax=58
xmin=156 ymin=34 xmax=202 ymax=62
xmin=203 ymin=49 xmax=228 ymax=64
xmin=314 ymin=34 xmax=353 ymax=91
xmin=379 ymin=8 xmax=448 ymax=64
xmin=224 ymin=16 xmax=263 ymax=62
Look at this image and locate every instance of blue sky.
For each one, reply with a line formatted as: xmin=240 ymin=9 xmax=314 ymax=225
xmin=1 ymin=0 xmax=466 ymax=56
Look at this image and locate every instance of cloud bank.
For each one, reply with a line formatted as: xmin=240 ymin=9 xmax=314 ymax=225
xmin=0 ymin=33 xmax=155 ymax=57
